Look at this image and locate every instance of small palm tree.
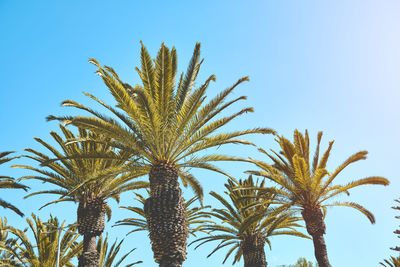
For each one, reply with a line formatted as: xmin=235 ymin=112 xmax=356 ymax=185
xmin=14 ymin=125 xmax=147 ymax=267
xmin=247 ymin=130 xmax=389 ymax=267
xmin=0 ymin=214 xmax=82 ymax=267
xmin=292 ymin=257 xmax=316 ymax=267
xmin=0 ymin=151 xmax=28 ymax=216
xmin=97 ymin=234 xmax=142 ymax=267
xmin=48 ymin=42 xmax=273 ymax=266
xmin=114 ymin=193 xmax=213 ymax=237
xmin=192 ymin=176 xmax=309 ymax=267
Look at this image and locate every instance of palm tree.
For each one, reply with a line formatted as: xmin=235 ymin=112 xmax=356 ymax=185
xmin=291 ymin=258 xmax=316 ymax=267
xmin=47 ymin=42 xmax=273 ymax=266
xmin=0 ymin=151 xmax=28 ymax=216
xmin=14 ymin=125 xmax=147 ymax=267
xmin=114 ymin=193 xmax=213 ymax=237
xmin=0 ymin=214 xmax=82 ymax=267
xmin=247 ymin=130 xmax=389 ymax=267
xmin=97 ymin=234 xmax=142 ymax=267
xmin=192 ymin=176 xmax=309 ymax=267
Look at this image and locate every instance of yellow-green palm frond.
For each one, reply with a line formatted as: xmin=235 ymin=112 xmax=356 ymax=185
xmin=0 ymin=214 xmax=82 ymax=267
xmin=0 ymin=151 xmax=28 ymax=217
xmin=248 ymin=129 xmax=389 ymax=223
xmin=47 ymin=42 xmax=272 ymax=200
xmin=16 ymin=125 xmax=146 ymax=209
xmin=380 ymin=256 xmax=400 ymax=267
xmin=97 ymin=233 xmax=142 ymax=267
xmin=191 ymin=176 xmax=308 ymax=265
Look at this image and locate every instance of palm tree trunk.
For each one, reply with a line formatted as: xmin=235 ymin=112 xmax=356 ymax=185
xmin=302 ymin=206 xmax=331 ymax=267
xmin=144 ymin=162 xmax=188 ymax=267
xmin=77 ymin=198 xmax=106 ymax=267
xmin=242 ymin=235 xmax=267 ymax=267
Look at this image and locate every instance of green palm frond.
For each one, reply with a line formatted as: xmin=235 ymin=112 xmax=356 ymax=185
xmin=97 ymin=233 xmax=142 ymax=267
xmin=47 ymin=42 xmax=273 ymax=200
xmin=248 ymin=129 xmax=389 ymax=221
xmin=0 ymin=214 xmax=81 ymax=267
xmin=16 ymin=125 xmax=146 ymax=208
xmin=0 ymin=151 xmax=28 ymax=217
xmin=191 ymin=176 xmax=308 ymax=265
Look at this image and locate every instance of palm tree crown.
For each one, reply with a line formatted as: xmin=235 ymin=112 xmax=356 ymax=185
xmin=192 ymin=176 xmax=309 ymax=267
xmin=0 ymin=214 xmax=81 ymax=267
xmin=247 ymin=130 xmax=389 ymax=267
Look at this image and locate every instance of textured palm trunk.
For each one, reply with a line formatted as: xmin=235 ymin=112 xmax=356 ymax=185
xmin=302 ymin=206 xmax=331 ymax=267
xmin=241 ymin=235 xmax=267 ymax=267
xmin=77 ymin=198 xmax=106 ymax=267
xmin=144 ymin=162 xmax=188 ymax=267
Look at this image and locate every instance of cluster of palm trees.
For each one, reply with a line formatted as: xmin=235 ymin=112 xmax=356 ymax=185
xmin=0 ymin=42 xmax=390 ymax=267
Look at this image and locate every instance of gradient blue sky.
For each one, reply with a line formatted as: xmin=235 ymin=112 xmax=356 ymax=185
xmin=1 ymin=1 xmax=399 ymax=266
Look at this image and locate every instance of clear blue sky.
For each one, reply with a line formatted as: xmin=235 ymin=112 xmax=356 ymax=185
xmin=1 ymin=1 xmax=399 ymax=266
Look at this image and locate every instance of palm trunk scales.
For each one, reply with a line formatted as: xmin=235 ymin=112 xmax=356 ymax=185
xmin=241 ymin=235 xmax=267 ymax=267
xmin=77 ymin=198 xmax=107 ymax=267
xmin=302 ymin=206 xmax=331 ymax=267
xmin=144 ymin=162 xmax=188 ymax=267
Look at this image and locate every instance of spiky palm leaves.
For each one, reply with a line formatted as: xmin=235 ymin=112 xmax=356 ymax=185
xmin=381 ymin=257 xmax=400 ymax=267
xmin=291 ymin=258 xmax=316 ymax=267
xmin=15 ymin=125 xmax=147 ymax=267
xmin=0 ymin=214 xmax=81 ymax=267
xmin=0 ymin=217 xmax=22 ymax=267
xmin=247 ymin=130 xmax=389 ymax=267
xmin=114 ymin=193 xmax=213 ymax=237
xmin=192 ymin=176 xmax=309 ymax=267
xmin=0 ymin=151 xmax=28 ymax=216
xmin=380 ymin=198 xmax=400 ymax=267
xmin=97 ymin=234 xmax=142 ymax=267
xmin=47 ymin=42 xmax=272 ymax=266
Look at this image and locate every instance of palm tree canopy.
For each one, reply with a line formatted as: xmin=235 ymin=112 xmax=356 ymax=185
xmin=14 ymin=125 xmax=148 ymax=212
xmin=0 ymin=214 xmax=82 ymax=267
xmin=380 ymin=256 xmax=400 ymax=267
xmin=47 ymin=42 xmax=274 ymax=200
xmin=114 ymin=192 xmax=213 ymax=237
xmin=247 ymin=129 xmax=389 ymax=223
xmin=191 ymin=176 xmax=309 ymax=265
xmin=0 ymin=151 xmax=29 ymax=217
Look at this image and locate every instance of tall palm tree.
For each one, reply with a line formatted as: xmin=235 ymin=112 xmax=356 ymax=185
xmin=47 ymin=42 xmax=273 ymax=266
xmin=14 ymin=125 xmax=147 ymax=267
xmin=0 ymin=151 xmax=28 ymax=216
xmin=247 ymin=130 xmax=389 ymax=267
xmin=114 ymin=193 xmax=213 ymax=237
xmin=0 ymin=214 xmax=82 ymax=267
xmin=97 ymin=234 xmax=142 ymax=267
xmin=192 ymin=176 xmax=309 ymax=267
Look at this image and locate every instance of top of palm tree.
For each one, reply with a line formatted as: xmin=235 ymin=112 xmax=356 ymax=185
xmin=191 ymin=175 xmax=309 ymax=265
xmin=47 ymin=42 xmax=274 ymax=200
xmin=0 ymin=151 xmax=28 ymax=217
xmin=0 ymin=214 xmax=82 ymax=267
xmin=247 ymin=129 xmax=389 ymax=223
xmin=14 ymin=125 xmax=148 ymax=212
